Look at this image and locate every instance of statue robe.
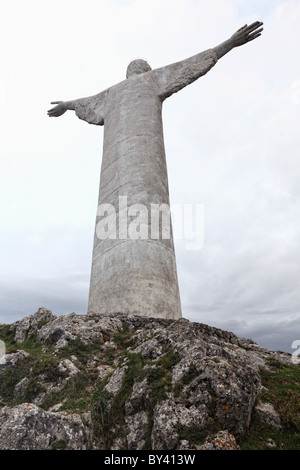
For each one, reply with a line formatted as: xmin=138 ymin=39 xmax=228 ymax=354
xmin=73 ymin=49 xmax=218 ymax=319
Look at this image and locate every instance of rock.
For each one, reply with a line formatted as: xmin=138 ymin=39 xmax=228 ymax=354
xmin=0 ymin=350 xmax=29 ymax=377
xmin=198 ymin=431 xmax=240 ymax=450
xmin=177 ymin=439 xmax=191 ymax=450
xmin=265 ymin=437 xmax=277 ymax=449
xmin=31 ymin=359 xmax=81 ymax=406
xmin=151 ymin=400 xmax=180 ymax=450
xmin=36 ymin=313 xmax=123 ymax=348
xmin=126 ymin=410 xmax=148 ymax=450
xmin=111 ymin=437 xmax=126 ymax=450
xmin=102 ymin=341 xmax=117 ymax=351
xmin=9 ymin=307 xmax=55 ymax=343
xmin=32 ymin=380 xmax=65 ymax=407
xmin=177 ymin=431 xmax=240 ymax=451
xmin=104 ymin=366 xmax=127 ymax=395
xmin=151 ymin=399 xmax=208 ymax=450
xmin=48 ymin=402 xmax=65 ymax=412
xmin=13 ymin=377 xmax=29 ymax=398
xmin=58 ymin=359 xmax=80 ymax=379
xmin=97 ymin=364 xmax=114 ymax=381
xmin=125 ymin=379 xmax=150 ymax=416
xmin=254 ymin=401 xmax=282 ymax=430
xmin=0 ymin=403 xmax=92 ymax=450
xmin=0 ymin=309 xmax=294 ymax=450
xmin=0 ymin=339 xmax=5 ymax=358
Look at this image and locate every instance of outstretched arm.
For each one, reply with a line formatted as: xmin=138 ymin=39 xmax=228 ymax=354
xmin=47 ymin=91 xmax=108 ymax=126
xmin=47 ymin=100 xmax=77 ymax=117
xmin=152 ymin=21 xmax=263 ymax=100
xmin=214 ymin=21 xmax=263 ymax=59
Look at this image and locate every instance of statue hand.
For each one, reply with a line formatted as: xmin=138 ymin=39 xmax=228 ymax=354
xmin=231 ymin=21 xmax=263 ymax=47
xmin=47 ymin=101 xmax=68 ymax=117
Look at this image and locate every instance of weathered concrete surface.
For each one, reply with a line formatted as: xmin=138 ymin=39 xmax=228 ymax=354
xmin=75 ymin=50 xmax=218 ymax=319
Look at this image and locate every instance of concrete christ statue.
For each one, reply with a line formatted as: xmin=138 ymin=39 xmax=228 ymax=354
xmin=48 ymin=22 xmax=263 ymax=320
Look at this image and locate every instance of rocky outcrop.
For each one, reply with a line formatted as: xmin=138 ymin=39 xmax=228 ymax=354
xmin=35 ymin=312 xmax=123 ymax=348
xmin=9 ymin=307 xmax=55 ymax=344
xmin=0 ymin=308 xmax=294 ymax=450
xmin=9 ymin=307 xmax=123 ymax=348
xmin=0 ymin=403 xmax=92 ymax=450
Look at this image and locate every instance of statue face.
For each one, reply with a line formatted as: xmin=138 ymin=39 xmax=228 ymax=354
xmin=126 ymin=59 xmax=152 ymax=78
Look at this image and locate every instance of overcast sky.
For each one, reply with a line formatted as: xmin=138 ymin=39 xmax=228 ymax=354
xmin=0 ymin=0 xmax=299 ymax=353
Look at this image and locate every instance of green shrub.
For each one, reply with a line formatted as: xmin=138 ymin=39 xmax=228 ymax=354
xmin=52 ymin=440 xmax=67 ymax=450
xmin=241 ymin=362 xmax=300 ymax=450
xmin=157 ymin=349 xmax=180 ymax=370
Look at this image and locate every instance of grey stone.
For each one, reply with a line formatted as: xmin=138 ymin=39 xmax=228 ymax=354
xmin=1 ymin=308 xmax=290 ymax=451
xmin=13 ymin=377 xmax=29 ymax=398
xmin=48 ymin=402 xmax=65 ymax=412
xmin=254 ymin=401 xmax=282 ymax=431
xmin=97 ymin=364 xmax=114 ymax=381
xmin=265 ymin=438 xmax=277 ymax=449
xmin=111 ymin=437 xmax=126 ymax=450
xmin=0 ymin=350 xmax=29 ymax=377
xmin=9 ymin=307 xmax=55 ymax=344
xmin=28 ymin=359 xmax=79 ymax=406
xmin=0 ymin=403 xmax=92 ymax=450
xmin=104 ymin=366 xmax=127 ymax=395
xmin=197 ymin=431 xmax=240 ymax=450
xmin=36 ymin=313 xmax=123 ymax=348
xmin=126 ymin=410 xmax=148 ymax=450
xmin=32 ymin=378 xmax=66 ymax=407
xmin=102 ymin=341 xmax=117 ymax=351
xmin=58 ymin=359 xmax=80 ymax=379
xmin=177 ymin=431 xmax=241 ymax=451
xmin=125 ymin=379 xmax=150 ymax=416
xmin=151 ymin=399 xmax=208 ymax=450
xmin=151 ymin=400 xmax=179 ymax=450
xmin=48 ymin=22 xmax=263 ymax=320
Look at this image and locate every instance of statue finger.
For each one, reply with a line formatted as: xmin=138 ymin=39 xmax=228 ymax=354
xmin=246 ymin=32 xmax=262 ymax=43
xmin=248 ymin=27 xmax=263 ymax=39
xmin=245 ymin=21 xmax=263 ymax=34
xmin=237 ymin=24 xmax=247 ymax=32
xmin=249 ymin=27 xmax=263 ymax=36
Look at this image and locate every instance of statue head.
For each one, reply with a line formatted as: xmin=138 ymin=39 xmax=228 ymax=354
xmin=126 ymin=59 xmax=152 ymax=78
